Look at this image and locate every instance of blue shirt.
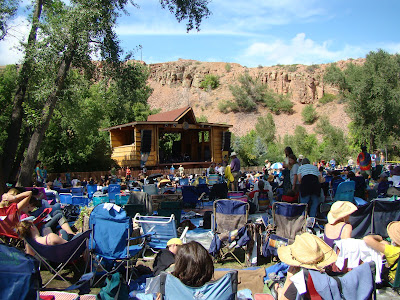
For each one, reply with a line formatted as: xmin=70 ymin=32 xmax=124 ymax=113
xmin=230 ymin=157 xmax=240 ymax=172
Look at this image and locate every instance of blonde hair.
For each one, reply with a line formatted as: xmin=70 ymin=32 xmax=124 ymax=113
xmin=0 ymin=200 xmax=10 ymax=208
xmin=15 ymin=221 xmax=34 ymax=239
xmin=7 ymin=188 xmax=19 ymax=196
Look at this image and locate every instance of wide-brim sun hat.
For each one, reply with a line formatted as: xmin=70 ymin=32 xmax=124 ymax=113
xmin=277 ymin=233 xmax=337 ymax=270
xmin=230 ymin=152 xmax=237 ymax=157
xmin=387 ymin=221 xmax=400 ymax=246
xmin=327 ymin=201 xmax=358 ymax=224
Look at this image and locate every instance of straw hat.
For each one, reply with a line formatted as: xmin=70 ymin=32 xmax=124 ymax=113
xmin=167 ymin=238 xmax=183 ymax=246
xmin=277 ymin=233 xmax=337 ymax=270
xmin=230 ymin=152 xmax=237 ymax=157
xmin=327 ymin=201 xmax=357 ymax=224
xmin=387 ymin=221 xmax=400 ymax=246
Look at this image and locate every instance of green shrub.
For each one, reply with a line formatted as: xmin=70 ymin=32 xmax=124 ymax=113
xmin=319 ymin=93 xmax=337 ymax=104
xmin=225 ymin=63 xmax=231 ymax=72
xmin=287 ymin=64 xmax=298 ymax=72
xmin=200 ymin=74 xmax=219 ymax=90
xmin=306 ymin=64 xmax=319 ymax=73
xmin=302 ymin=104 xmax=318 ymax=124
xmin=218 ymin=100 xmax=238 ymax=113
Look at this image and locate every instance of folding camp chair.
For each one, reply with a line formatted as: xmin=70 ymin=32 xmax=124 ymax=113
xmin=86 ymin=184 xmax=97 ymax=200
xmin=24 ymin=230 xmax=91 ymax=288
xmin=72 ymin=195 xmax=89 ymax=206
xmin=333 ymin=180 xmax=356 ymax=203
xmin=0 ymin=243 xmax=41 ymax=300
xmin=210 ymin=199 xmax=250 ymax=265
xmin=143 ymin=184 xmax=159 ymax=196
xmin=89 ymin=204 xmax=146 ymax=286
xmin=59 ymin=193 xmax=73 ymax=205
xmin=115 ymin=193 xmax=130 ymax=206
xmin=328 ymin=178 xmax=345 ymax=200
xmin=133 ymin=214 xmax=188 ymax=260
xmin=107 ymin=184 xmax=121 ymax=201
xmin=71 ymin=187 xmax=84 ymax=196
xmin=272 ymin=202 xmax=307 ymax=244
xmin=156 ymin=270 xmax=238 ymax=300
xmin=182 ymin=185 xmax=206 ymax=208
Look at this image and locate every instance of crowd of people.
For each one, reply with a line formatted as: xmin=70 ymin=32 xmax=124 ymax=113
xmin=2 ymin=144 xmax=400 ymax=299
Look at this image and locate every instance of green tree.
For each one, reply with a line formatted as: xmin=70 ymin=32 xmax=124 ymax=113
xmin=255 ymin=113 xmax=276 ymax=144
xmin=302 ymin=104 xmax=317 ymax=124
xmin=0 ymin=0 xmax=19 ymax=40
xmin=9 ymin=0 xmax=211 ymax=187
xmin=200 ymin=74 xmax=219 ymax=90
xmin=324 ymin=49 xmax=400 ymax=151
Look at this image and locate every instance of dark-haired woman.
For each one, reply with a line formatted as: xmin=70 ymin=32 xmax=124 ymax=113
xmin=173 ymin=241 xmax=214 ymax=287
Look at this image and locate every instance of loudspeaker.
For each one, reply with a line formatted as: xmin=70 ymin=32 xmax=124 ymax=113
xmin=222 ymin=131 xmax=231 ymax=151
xmin=141 ymin=130 xmax=152 ymax=152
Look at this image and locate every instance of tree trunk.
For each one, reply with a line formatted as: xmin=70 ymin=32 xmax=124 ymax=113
xmin=9 ymin=129 xmax=32 ymax=184
xmin=17 ymin=44 xmax=76 ymax=187
xmin=0 ymin=0 xmax=43 ymax=184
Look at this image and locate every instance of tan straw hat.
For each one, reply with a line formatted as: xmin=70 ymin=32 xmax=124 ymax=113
xmin=327 ymin=201 xmax=357 ymax=224
xmin=167 ymin=238 xmax=183 ymax=246
xmin=387 ymin=221 xmax=400 ymax=246
xmin=277 ymin=233 xmax=337 ymax=270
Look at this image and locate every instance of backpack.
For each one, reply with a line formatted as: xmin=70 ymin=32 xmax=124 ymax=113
xmin=97 ymin=272 xmax=129 ymax=300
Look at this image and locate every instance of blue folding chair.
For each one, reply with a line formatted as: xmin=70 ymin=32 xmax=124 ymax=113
xmin=143 ymin=184 xmax=159 ymax=196
xmin=24 ymin=230 xmax=91 ymax=288
xmin=86 ymin=184 xmax=97 ymax=199
xmin=59 ymin=193 xmax=72 ymax=205
xmin=334 ymin=181 xmax=356 ymax=203
xmin=45 ymin=192 xmax=57 ymax=205
xmin=72 ymin=195 xmax=89 ymax=206
xmin=157 ymin=270 xmax=238 ymax=300
xmin=210 ymin=199 xmax=250 ymax=265
xmin=179 ymin=178 xmax=189 ymax=186
xmin=92 ymin=195 xmax=108 ymax=206
xmin=0 ymin=243 xmax=41 ymax=299
xmin=107 ymin=184 xmax=121 ymax=201
xmin=71 ymin=187 xmax=84 ymax=196
xmin=133 ymin=214 xmax=187 ymax=260
xmin=89 ymin=204 xmax=145 ymax=286
xmin=115 ymin=194 xmax=129 ymax=206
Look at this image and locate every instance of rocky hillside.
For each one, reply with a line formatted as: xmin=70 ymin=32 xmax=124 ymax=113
xmin=146 ymin=58 xmax=364 ymax=137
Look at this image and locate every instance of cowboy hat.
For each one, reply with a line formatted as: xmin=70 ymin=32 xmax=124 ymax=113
xmin=277 ymin=233 xmax=337 ymax=270
xmin=327 ymin=201 xmax=357 ymax=224
xmin=387 ymin=221 xmax=400 ymax=245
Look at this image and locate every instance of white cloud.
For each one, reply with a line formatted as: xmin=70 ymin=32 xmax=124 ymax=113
xmin=0 ymin=16 xmax=30 ymax=65
xmin=236 ymin=33 xmax=367 ymax=67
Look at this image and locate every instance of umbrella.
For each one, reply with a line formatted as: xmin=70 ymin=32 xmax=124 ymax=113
xmin=271 ymin=162 xmax=283 ymax=169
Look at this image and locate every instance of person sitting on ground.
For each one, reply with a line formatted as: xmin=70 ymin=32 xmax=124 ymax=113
xmin=172 ymin=241 xmax=214 ymax=287
xmin=275 ymin=233 xmax=337 ymax=300
xmin=364 ymin=221 xmax=400 ymax=284
xmin=324 ymin=201 xmax=357 ymax=248
xmin=153 ymin=238 xmax=182 ymax=276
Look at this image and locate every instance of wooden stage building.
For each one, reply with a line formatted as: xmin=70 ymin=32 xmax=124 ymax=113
xmin=102 ymin=106 xmax=232 ymax=169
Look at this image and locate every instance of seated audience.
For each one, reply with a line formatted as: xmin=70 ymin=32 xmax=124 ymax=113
xmin=364 ymin=221 xmax=400 ymax=284
xmin=324 ymin=201 xmax=357 ymax=248
xmin=275 ymin=233 xmax=337 ymax=300
xmin=172 ymin=241 xmax=214 ymax=287
xmin=153 ymin=238 xmax=182 ymax=276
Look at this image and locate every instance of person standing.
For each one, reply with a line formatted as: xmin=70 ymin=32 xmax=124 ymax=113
xmin=357 ymin=145 xmax=372 ymax=177
xmin=125 ymin=167 xmax=131 ymax=180
xmin=297 ymin=158 xmax=322 ymax=217
xmin=230 ymin=152 xmax=240 ymax=191
xmin=178 ymin=165 xmax=184 ymax=177
xmin=42 ymin=165 xmax=48 ymax=184
xmin=282 ymin=147 xmax=294 ymax=193
xmin=35 ymin=161 xmax=44 ymax=187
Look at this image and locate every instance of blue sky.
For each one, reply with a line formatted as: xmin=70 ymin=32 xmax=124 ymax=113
xmin=2 ymin=0 xmax=400 ymax=67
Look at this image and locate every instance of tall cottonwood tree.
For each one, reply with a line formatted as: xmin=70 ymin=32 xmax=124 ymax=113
xmin=2 ymin=0 xmax=210 ymax=188
xmin=324 ymin=49 xmax=400 ymax=152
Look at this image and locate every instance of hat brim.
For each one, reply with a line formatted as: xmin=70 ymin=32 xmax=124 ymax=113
xmin=327 ymin=203 xmax=357 ymax=224
xmin=277 ymin=238 xmax=337 ymax=270
xmin=387 ymin=222 xmax=400 ymax=246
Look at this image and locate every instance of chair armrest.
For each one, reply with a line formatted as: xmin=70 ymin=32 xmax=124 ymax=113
xmin=179 ymin=226 xmax=189 ymax=243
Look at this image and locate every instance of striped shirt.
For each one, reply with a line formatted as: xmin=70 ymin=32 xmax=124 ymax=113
xmin=298 ymin=164 xmax=320 ymax=178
